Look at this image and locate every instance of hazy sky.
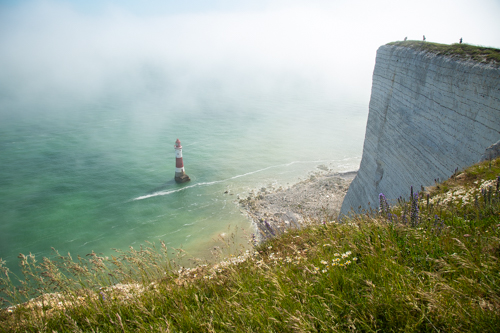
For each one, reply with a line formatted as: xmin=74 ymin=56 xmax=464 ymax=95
xmin=1 ymin=0 xmax=499 ymax=105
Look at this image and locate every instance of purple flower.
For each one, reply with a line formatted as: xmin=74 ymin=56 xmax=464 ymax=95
xmin=264 ymin=220 xmax=275 ymax=236
xmin=410 ymin=191 xmax=419 ymax=227
xmin=379 ymin=193 xmax=390 ymax=218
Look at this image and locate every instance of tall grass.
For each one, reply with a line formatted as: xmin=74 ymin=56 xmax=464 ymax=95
xmin=1 ymin=158 xmax=500 ymax=332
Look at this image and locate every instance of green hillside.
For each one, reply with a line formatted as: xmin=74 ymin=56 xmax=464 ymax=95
xmin=2 ymin=158 xmax=500 ymax=332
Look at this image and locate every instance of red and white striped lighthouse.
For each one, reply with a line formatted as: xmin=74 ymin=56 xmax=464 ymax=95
xmin=174 ymin=138 xmax=190 ymax=183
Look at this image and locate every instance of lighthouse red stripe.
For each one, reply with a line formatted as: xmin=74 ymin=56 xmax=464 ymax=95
xmin=176 ymin=158 xmax=184 ymax=168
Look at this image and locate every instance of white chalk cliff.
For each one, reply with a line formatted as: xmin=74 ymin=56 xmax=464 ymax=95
xmin=340 ymin=44 xmax=500 ymax=215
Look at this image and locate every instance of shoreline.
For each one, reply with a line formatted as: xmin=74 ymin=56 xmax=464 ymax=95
xmin=238 ymin=169 xmax=357 ymax=241
xmin=3 ymin=168 xmax=357 ymax=313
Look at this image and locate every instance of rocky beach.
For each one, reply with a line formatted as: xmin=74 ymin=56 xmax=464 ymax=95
xmin=238 ymin=168 xmax=357 ymax=241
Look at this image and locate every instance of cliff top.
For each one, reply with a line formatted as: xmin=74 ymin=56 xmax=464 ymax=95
xmin=388 ymin=40 xmax=500 ymax=65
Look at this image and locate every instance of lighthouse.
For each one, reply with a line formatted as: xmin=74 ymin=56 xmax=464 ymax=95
xmin=174 ymin=138 xmax=190 ymax=183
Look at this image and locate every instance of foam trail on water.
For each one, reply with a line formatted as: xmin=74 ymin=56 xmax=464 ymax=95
xmin=132 ymin=181 xmax=223 ymax=201
xmin=132 ymin=158 xmax=356 ymax=201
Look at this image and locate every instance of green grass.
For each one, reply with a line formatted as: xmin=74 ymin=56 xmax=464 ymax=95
xmin=387 ymin=40 xmax=500 ymax=65
xmin=1 ymin=158 xmax=500 ymax=332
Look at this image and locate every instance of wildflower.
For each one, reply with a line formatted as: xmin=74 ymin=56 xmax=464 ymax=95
xmin=379 ymin=193 xmax=390 ymax=218
xmin=334 ymin=253 xmax=340 ymax=257
xmin=410 ymin=187 xmax=420 ymax=227
xmin=323 ymin=244 xmax=331 ymax=247
xmin=345 ymin=260 xmax=352 ymax=265
xmin=264 ymin=221 xmax=275 ymax=236
xmin=321 ymin=269 xmax=328 ymax=273
xmin=320 ymin=260 xmax=328 ymax=265
xmin=7 ymin=308 xmax=13 ymax=313
xmin=268 ymin=246 xmax=272 ymax=250
xmin=314 ymin=266 xmax=319 ymax=271
xmin=353 ymin=257 xmax=358 ymax=261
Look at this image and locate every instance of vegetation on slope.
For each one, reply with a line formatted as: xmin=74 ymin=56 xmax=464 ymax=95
xmin=1 ymin=158 xmax=500 ymax=332
xmin=388 ymin=40 xmax=500 ymax=65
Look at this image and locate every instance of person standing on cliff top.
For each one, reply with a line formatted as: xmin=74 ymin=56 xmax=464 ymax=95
xmin=460 ymin=37 xmax=463 ymax=43
xmin=423 ymin=35 xmax=426 ymax=41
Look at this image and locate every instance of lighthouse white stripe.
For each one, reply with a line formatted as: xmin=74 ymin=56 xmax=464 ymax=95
xmin=175 ymin=167 xmax=185 ymax=173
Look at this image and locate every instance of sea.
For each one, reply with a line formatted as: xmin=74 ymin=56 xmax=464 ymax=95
xmin=0 ymin=70 xmax=368 ymax=278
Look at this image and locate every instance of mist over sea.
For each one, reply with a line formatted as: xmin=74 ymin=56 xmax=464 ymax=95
xmin=0 ymin=64 xmax=368 ymax=275
xmin=0 ymin=1 xmax=393 ymax=278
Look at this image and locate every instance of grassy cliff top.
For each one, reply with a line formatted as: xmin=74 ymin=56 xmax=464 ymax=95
xmin=388 ymin=40 xmax=500 ymax=65
xmin=2 ymin=158 xmax=500 ymax=331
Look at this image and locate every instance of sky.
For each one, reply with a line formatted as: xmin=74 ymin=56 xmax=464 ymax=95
xmin=0 ymin=0 xmax=499 ymax=106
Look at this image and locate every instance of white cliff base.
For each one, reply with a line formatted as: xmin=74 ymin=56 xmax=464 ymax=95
xmin=340 ymin=45 xmax=500 ymax=216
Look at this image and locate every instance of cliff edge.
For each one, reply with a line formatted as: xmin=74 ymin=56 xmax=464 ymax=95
xmin=340 ymin=43 xmax=500 ymax=215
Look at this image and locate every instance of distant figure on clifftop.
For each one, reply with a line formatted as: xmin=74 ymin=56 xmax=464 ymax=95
xmin=460 ymin=37 xmax=463 ymax=44
xmin=423 ymin=35 xmax=426 ymax=41
xmin=404 ymin=37 xmax=407 ymax=41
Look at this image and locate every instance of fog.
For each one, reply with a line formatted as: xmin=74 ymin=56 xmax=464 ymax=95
xmin=0 ymin=0 xmax=499 ymax=278
xmin=0 ymin=0 xmax=499 ymax=109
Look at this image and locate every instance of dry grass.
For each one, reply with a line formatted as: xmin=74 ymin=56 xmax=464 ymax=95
xmin=1 ymin=158 xmax=500 ymax=332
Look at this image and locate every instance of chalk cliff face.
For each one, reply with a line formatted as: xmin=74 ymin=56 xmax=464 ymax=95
xmin=340 ymin=45 xmax=500 ymax=215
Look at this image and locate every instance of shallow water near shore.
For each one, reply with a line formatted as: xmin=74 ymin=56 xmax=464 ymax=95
xmin=0 ymin=78 xmax=367 ymax=278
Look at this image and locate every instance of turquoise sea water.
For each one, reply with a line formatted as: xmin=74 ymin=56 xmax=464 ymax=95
xmin=0 ymin=75 xmax=368 ymax=277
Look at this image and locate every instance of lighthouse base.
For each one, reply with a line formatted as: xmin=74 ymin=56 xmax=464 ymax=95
xmin=175 ymin=172 xmax=191 ymax=183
